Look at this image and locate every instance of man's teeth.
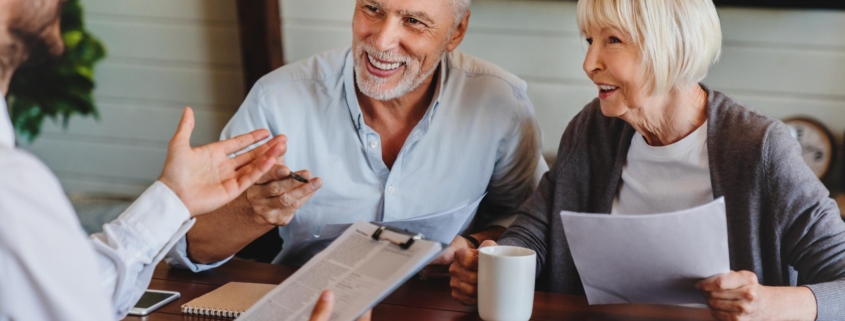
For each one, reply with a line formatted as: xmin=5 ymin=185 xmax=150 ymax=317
xmin=599 ymin=85 xmax=618 ymax=91
xmin=368 ymin=54 xmax=401 ymax=71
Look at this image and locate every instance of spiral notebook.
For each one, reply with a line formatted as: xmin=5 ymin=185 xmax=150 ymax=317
xmin=181 ymin=282 xmax=276 ymax=318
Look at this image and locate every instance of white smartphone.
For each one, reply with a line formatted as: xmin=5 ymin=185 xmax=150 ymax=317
xmin=127 ymin=289 xmax=181 ymax=316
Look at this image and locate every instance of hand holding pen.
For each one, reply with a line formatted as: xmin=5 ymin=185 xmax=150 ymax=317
xmin=242 ymin=147 xmax=323 ymax=227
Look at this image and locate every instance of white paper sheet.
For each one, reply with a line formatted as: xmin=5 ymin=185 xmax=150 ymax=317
xmin=560 ymin=197 xmax=730 ymax=306
xmin=237 ymin=221 xmax=444 ymax=321
xmin=319 ymin=193 xmax=486 ymax=245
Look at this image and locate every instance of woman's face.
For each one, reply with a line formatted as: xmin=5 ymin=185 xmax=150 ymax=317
xmin=582 ymin=26 xmax=651 ymax=118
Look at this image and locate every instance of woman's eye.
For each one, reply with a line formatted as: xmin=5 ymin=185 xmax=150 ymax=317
xmin=585 ymin=38 xmax=593 ymax=45
xmin=609 ymin=37 xmax=621 ymax=43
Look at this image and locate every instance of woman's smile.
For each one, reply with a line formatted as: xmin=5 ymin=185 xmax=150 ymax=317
xmin=596 ymin=83 xmax=619 ymax=99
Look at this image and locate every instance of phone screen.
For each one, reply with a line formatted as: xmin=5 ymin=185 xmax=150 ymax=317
xmin=134 ymin=291 xmax=178 ymax=309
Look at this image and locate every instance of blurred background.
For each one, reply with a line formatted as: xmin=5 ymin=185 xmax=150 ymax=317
xmin=13 ymin=0 xmax=845 ymax=233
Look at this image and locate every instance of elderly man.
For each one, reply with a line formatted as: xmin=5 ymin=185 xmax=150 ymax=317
xmin=168 ymin=0 xmax=547 ymax=272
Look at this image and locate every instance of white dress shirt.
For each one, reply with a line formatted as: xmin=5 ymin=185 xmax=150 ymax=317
xmin=612 ymin=121 xmax=714 ymax=215
xmin=167 ymin=47 xmax=549 ymax=269
xmin=0 ymin=93 xmax=195 ymax=320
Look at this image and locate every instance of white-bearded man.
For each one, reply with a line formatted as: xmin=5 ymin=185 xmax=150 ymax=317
xmin=168 ymin=0 xmax=549 ymax=276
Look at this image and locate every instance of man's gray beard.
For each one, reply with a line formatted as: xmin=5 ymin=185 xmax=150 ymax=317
xmin=353 ymin=47 xmax=442 ymax=101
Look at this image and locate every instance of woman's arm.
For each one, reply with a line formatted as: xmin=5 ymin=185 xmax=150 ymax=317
xmin=766 ymin=123 xmax=845 ymax=321
xmin=699 ymin=122 xmax=845 ymax=321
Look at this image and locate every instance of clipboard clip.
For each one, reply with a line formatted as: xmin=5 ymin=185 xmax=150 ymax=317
xmin=371 ymin=224 xmax=423 ymax=250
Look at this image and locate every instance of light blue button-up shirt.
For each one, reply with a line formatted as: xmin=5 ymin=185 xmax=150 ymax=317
xmin=167 ymin=47 xmax=548 ymax=268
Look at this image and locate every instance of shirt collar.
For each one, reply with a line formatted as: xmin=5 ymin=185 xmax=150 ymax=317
xmin=343 ymin=49 xmax=446 ymax=131
xmin=0 ymin=91 xmax=15 ymax=148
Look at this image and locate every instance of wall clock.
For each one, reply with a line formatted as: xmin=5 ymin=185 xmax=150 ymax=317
xmin=782 ymin=117 xmax=835 ymax=180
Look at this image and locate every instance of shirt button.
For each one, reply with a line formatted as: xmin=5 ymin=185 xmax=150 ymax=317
xmin=369 ymin=140 xmax=378 ymax=148
xmin=387 ymin=185 xmax=395 ymax=194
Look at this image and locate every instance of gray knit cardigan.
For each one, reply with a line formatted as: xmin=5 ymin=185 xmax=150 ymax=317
xmin=499 ymin=86 xmax=845 ymax=320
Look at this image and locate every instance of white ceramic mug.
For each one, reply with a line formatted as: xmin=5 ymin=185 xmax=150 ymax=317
xmin=478 ymin=246 xmax=536 ymax=321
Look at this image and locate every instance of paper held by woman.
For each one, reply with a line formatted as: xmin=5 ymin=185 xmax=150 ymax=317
xmin=560 ymin=197 xmax=729 ymax=306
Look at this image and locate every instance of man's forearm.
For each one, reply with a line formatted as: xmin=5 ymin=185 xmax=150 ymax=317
xmin=186 ymin=193 xmax=277 ymax=264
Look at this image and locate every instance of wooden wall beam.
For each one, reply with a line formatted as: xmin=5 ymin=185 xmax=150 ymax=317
xmin=236 ymin=0 xmax=285 ymax=93
xmin=234 ymin=0 xmax=285 ymax=262
xmin=713 ymin=0 xmax=845 ymax=10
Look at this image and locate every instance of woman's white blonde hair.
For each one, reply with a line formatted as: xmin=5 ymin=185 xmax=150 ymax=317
xmin=577 ymin=0 xmax=722 ymax=94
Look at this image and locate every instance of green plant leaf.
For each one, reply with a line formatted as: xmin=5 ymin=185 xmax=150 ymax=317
xmin=5 ymin=0 xmax=106 ymax=142
xmin=63 ymin=30 xmax=84 ymax=49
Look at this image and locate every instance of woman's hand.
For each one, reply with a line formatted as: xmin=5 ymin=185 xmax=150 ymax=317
xmin=449 ymin=240 xmax=497 ymax=305
xmin=696 ymin=270 xmax=817 ymax=321
xmin=420 ymin=235 xmax=474 ymax=279
xmin=309 ymin=290 xmax=372 ymax=321
xmin=158 ymin=107 xmax=287 ymax=216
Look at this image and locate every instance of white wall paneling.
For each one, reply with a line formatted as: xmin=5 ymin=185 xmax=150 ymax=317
xmin=80 ymin=0 xmax=238 ymax=22
xmin=22 ymin=0 xmax=244 ymax=196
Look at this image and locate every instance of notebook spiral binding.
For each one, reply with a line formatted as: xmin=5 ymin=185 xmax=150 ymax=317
xmin=181 ymin=305 xmax=244 ymax=318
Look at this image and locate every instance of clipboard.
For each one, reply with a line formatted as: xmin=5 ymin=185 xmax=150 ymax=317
xmin=237 ymin=221 xmax=445 ymax=321
xmin=369 ymin=223 xmax=423 ymax=250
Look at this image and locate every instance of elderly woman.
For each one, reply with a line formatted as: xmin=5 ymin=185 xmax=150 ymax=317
xmin=449 ymin=0 xmax=845 ymax=320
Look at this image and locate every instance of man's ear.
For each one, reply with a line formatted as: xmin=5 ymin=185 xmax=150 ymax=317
xmin=445 ymin=10 xmax=470 ymax=52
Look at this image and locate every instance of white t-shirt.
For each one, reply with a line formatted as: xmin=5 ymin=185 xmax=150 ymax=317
xmin=611 ymin=121 xmax=714 ymax=215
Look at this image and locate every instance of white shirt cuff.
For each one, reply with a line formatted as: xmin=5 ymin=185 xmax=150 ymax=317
xmin=116 ymin=181 xmax=192 ymax=251
xmin=165 ymin=236 xmax=233 ymax=272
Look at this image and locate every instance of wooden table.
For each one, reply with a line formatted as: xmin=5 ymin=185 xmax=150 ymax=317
xmin=123 ymin=260 xmax=714 ymax=321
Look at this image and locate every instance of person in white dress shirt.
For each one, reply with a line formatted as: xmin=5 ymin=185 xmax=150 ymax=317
xmin=0 ymin=1 xmax=368 ymax=320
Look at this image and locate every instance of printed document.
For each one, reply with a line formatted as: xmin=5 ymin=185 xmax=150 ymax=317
xmin=560 ymin=197 xmax=730 ymax=305
xmin=237 ymin=221 xmax=444 ymax=321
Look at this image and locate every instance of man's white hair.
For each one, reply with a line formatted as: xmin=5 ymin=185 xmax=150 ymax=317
xmin=577 ymin=0 xmax=722 ymax=94
xmin=451 ymin=0 xmax=471 ymax=28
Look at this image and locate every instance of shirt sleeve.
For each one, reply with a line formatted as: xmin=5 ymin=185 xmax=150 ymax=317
xmin=89 ymin=181 xmax=195 ymax=319
xmin=163 ymin=238 xmax=232 ymax=272
xmin=497 ymin=107 xmax=586 ymax=276
xmin=220 ymin=80 xmax=273 ymax=152
xmin=0 ymin=151 xmax=113 ymax=321
xmin=473 ymin=82 xmax=548 ymax=230
xmin=763 ymin=123 xmax=845 ymax=321
xmin=497 ymin=170 xmax=556 ymax=276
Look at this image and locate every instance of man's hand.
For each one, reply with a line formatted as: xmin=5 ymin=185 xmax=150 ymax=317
xmin=309 ymin=290 xmax=372 ymax=321
xmin=244 ymin=162 xmax=322 ymax=226
xmin=419 ymin=235 xmax=474 ymax=279
xmin=696 ymin=270 xmax=817 ymax=321
xmin=158 ymin=107 xmax=286 ymax=217
xmin=449 ymin=240 xmax=497 ymax=305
